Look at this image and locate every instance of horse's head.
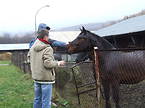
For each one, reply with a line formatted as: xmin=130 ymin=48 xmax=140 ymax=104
xmin=67 ymin=27 xmax=115 ymax=54
xmin=67 ymin=27 xmax=93 ymax=53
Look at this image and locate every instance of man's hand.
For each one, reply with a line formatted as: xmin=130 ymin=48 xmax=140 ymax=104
xmin=58 ymin=61 xmax=66 ymax=66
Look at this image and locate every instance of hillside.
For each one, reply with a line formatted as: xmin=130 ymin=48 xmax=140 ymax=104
xmin=55 ymin=9 xmax=145 ymax=31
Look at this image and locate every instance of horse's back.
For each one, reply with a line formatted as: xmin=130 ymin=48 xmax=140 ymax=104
xmin=100 ymin=51 xmax=145 ymax=84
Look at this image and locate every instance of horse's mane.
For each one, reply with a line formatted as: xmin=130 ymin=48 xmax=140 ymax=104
xmin=86 ymin=30 xmax=115 ymax=49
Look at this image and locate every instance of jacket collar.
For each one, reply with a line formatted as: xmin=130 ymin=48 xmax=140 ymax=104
xmin=38 ymin=38 xmax=50 ymax=44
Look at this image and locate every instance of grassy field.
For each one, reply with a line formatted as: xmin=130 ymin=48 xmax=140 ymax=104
xmin=0 ymin=61 xmax=72 ymax=108
xmin=0 ymin=60 xmax=98 ymax=108
xmin=0 ymin=61 xmax=11 ymax=64
xmin=0 ymin=61 xmax=34 ymax=108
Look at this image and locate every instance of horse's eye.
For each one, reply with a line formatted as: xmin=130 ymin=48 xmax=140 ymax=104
xmin=76 ymin=43 xmax=79 ymax=46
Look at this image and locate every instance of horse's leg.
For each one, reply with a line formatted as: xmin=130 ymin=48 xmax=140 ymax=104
xmin=102 ymin=80 xmax=111 ymax=108
xmin=111 ymin=80 xmax=120 ymax=108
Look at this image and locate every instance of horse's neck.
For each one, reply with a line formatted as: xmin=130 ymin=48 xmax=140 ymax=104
xmin=90 ymin=35 xmax=115 ymax=49
xmin=100 ymin=38 xmax=115 ymax=49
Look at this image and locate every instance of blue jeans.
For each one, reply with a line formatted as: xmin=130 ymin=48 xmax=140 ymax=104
xmin=33 ymin=82 xmax=53 ymax=108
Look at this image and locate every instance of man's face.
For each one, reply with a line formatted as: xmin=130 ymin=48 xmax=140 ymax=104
xmin=45 ymin=35 xmax=49 ymax=41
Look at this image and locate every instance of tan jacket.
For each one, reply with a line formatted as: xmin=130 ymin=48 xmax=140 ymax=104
xmin=28 ymin=39 xmax=58 ymax=82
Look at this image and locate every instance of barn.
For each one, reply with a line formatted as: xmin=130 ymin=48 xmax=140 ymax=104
xmin=49 ymin=14 xmax=145 ymax=49
xmin=94 ymin=14 xmax=145 ymax=48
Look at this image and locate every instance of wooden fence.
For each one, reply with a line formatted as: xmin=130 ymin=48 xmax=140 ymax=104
xmin=11 ymin=50 xmax=31 ymax=74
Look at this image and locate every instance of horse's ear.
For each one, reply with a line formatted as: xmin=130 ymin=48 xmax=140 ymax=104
xmin=81 ymin=26 xmax=87 ymax=34
xmin=82 ymin=26 xmax=86 ymax=31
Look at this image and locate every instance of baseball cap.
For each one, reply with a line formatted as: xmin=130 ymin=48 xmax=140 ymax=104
xmin=38 ymin=23 xmax=50 ymax=32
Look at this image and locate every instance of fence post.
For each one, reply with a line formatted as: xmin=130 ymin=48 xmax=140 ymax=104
xmin=93 ymin=47 xmax=101 ymax=108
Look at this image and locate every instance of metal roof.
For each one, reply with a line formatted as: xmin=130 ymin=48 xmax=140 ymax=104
xmin=94 ymin=15 xmax=145 ymax=36
xmin=0 ymin=43 xmax=29 ymax=51
xmin=49 ymin=31 xmax=80 ymax=43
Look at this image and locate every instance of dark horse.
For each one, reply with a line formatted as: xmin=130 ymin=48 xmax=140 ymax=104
xmin=67 ymin=27 xmax=145 ymax=108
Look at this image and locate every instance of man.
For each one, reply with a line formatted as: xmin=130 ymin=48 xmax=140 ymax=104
xmin=28 ymin=29 xmax=65 ymax=108
xmin=29 ymin=23 xmax=67 ymax=61
xmin=29 ymin=23 xmax=66 ymax=49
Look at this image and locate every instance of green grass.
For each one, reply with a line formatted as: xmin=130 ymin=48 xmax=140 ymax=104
xmin=0 ymin=61 xmax=11 ymax=64
xmin=0 ymin=61 xmax=34 ymax=108
xmin=0 ymin=61 xmax=77 ymax=108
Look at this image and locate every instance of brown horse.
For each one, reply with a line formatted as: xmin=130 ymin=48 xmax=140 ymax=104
xmin=67 ymin=27 xmax=145 ymax=108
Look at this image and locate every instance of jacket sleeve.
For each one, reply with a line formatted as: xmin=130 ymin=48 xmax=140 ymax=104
xmin=48 ymin=38 xmax=66 ymax=47
xmin=43 ymin=47 xmax=58 ymax=68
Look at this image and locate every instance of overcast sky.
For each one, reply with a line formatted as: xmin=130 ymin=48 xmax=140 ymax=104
xmin=0 ymin=0 xmax=145 ymax=34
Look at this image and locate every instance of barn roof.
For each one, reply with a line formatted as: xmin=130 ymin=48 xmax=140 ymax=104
xmin=49 ymin=31 xmax=80 ymax=43
xmin=94 ymin=15 xmax=145 ymax=36
xmin=0 ymin=43 xmax=29 ymax=51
